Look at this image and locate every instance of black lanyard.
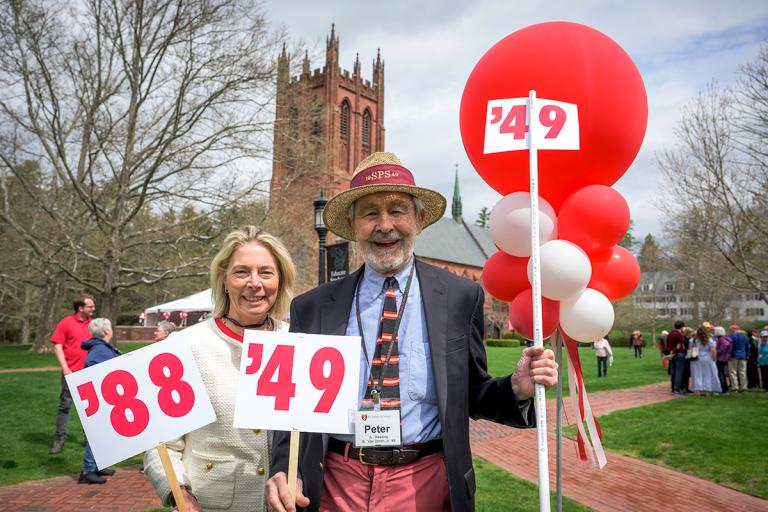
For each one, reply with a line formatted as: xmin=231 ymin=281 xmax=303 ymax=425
xmin=355 ymin=264 xmax=415 ymax=398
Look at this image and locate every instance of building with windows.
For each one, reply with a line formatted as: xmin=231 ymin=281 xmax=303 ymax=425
xmin=267 ymin=27 xmax=508 ymax=335
xmin=633 ymin=271 xmax=768 ymax=323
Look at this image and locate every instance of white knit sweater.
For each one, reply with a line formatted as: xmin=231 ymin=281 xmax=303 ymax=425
xmin=144 ymin=318 xmax=286 ymax=511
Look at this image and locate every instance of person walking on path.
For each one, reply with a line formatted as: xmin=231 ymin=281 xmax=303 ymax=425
xmin=78 ymin=318 xmax=120 ymax=484
xmin=594 ymin=336 xmax=614 ymax=378
xmin=689 ymin=326 xmax=721 ymax=395
xmin=728 ymin=324 xmax=749 ymax=391
xmin=50 ymin=293 xmax=96 ymax=454
xmin=630 ymin=330 xmax=644 ymax=358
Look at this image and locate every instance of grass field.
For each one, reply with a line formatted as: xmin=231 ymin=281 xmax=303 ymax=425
xmin=586 ymin=391 xmax=768 ymax=499
xmin=486 ymin=344 xmax=668 ymax=396
xmin=0 ymin=342 xmax=148 ymax=369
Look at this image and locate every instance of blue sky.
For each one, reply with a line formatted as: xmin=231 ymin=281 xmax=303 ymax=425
xmin=263 ymin=1 xmax=768 ymax=242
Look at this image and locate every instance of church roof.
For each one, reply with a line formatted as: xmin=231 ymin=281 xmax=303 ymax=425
xmin=414 ymin=218 xmax=494 ymax=268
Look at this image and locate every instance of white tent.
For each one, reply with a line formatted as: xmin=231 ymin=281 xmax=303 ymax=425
xmin=143 ymin=289 xmax=214 ymax=326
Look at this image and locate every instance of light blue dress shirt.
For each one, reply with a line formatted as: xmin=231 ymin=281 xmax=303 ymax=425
xmin=338 ymin=257 xmax=441 ymax=445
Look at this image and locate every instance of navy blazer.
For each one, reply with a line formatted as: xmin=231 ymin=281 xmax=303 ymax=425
xmin=271 ymin=260 xmax=534 ymax=512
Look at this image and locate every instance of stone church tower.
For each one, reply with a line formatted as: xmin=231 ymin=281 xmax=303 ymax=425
xmin=268 ymin=25 xmax=385 ymax=289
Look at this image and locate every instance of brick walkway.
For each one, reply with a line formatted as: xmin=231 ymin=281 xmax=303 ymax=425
xmin=470 ymin=382 xmax=768 ymax=511
xmin=0 ymin=381 xmax=765 ymax=511
xmin=0 ymin=467 xmax=161 ymax=511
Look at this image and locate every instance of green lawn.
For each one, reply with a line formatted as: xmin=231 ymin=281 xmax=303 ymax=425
xmin=0 ymin=371 xmax=143 ymax=485
xmin=0 ymin=342 xmax=149 ymax=369
xmin=474 ymin=458 xmax=592 ymax=511
xmin=569 ymin=391 xmax=768 ymax=498
xmin=486 ymin=345 xmax=668 ymax=397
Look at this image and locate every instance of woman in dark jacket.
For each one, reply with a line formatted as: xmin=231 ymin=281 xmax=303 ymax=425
xmin=78 ymin=318 xmax=121 ymax=484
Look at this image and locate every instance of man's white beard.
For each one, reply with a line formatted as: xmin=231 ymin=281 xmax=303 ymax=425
xmin=359 ymin=233 xmax=415 ymax=275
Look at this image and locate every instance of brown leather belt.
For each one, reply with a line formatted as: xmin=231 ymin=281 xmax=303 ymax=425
xmin=328 ymin=437 xmax=443 ymax=466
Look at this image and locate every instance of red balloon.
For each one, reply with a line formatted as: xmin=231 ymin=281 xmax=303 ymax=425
xmin=460 ymin=22 xmax=647 ymax=210
xmin=482 ymin=251 xmax=530 ymax=302
xmin=558 ymin=185 xmax=630 ymax=254
xmin=588 ymin=245 xmax=641 ymax=300
xmin=508 ymin=288 xmax=560 ymax=340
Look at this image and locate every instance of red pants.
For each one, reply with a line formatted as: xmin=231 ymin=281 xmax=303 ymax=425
xmin=319 ymin=449 xmax=450 ymax=512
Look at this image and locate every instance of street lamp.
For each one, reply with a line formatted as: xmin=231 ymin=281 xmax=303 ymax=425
xmin=313 ymin=191 xmax=328 ymax=285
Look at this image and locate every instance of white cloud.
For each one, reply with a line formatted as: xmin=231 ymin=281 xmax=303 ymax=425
xmin=263 ymin=0 xmax=768 ymax=238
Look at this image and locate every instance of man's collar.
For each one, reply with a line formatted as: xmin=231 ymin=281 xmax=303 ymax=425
xmin=362 ymin=256 xmax=415 ymax=294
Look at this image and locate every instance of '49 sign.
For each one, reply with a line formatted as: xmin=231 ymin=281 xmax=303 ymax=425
xmin=483 ymin=97 xmax=579 ymax=154
xmin=66 ymin=334 xmax=216 ymax=469
xmin=233 ymin=331 xmax=361 ymax=435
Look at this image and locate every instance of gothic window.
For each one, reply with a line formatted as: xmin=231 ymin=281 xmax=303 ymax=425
xmin=362 ymin=109 xmax=371 ymax=154
xmin=340 ymin=99 xmax=350 ymax=171
xmin=340 ymin=100 xmax=350 ymax=141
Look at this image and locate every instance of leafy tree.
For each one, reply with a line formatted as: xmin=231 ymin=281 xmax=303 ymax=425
xmin=658 ymin=44 xmax=768 ymax=306
xmin=476 ymin=206 xmax=490 ymax=228
xmin=0 ymin=0 xmax=284 ymax=347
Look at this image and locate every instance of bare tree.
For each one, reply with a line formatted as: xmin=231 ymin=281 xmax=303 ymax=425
xmin=658 ymin=46 xmax=768 ymax=307
xmin=0 ymin=0 xmax=285 ymax=344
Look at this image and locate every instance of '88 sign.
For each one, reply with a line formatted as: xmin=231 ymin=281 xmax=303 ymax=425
xmin=66 ymin=334 xmax=215 ymax=469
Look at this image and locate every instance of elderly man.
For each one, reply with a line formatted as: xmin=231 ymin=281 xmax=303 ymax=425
xmin=266 ymin=152 xmax=557 ymax=512
xmin=50 ymin=293 xmax=96 ymax=454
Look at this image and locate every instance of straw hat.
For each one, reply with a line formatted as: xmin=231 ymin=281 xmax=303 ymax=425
xmin=323 ymin=152 xmax=447 ymax=241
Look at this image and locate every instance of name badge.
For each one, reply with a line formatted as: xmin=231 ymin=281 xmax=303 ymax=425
xmin=354 ymin=410 xmax=401 ymax=447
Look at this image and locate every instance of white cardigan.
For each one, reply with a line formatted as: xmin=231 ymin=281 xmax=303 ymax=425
xmin=144 ymin=318 xmax=287 ymax=511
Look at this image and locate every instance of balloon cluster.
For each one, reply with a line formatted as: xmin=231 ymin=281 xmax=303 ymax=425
xmin=460 ymin=22 xmax=647 ymax=343
xmin=482 ymin=187 xmax=640 ymax=341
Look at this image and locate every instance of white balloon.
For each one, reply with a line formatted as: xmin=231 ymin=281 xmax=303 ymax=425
xmin=527 ymin=240 xmax=591 ymax=300
xmin=560 ymin=288 xmax=615 ymax=342
xmin=489 ymin=192 xmax=557 ymax=257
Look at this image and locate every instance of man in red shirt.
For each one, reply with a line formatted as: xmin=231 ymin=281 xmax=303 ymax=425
xmin=50 ymin=294 xmax=96 ymax=454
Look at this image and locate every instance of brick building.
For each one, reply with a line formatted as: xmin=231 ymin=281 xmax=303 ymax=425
xmin=268 ymin=27 xmax=507 ymax=336
xmin=268 ymin=25 xmax=384 ymax=289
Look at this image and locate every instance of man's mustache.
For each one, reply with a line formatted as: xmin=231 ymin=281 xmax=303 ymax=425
xmin=367 ymin=231 xmax=403 ymax=243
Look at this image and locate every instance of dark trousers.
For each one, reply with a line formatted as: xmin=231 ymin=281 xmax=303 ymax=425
xmin=682 ymin=359 xmax=691 ymax=391
xmin=760 ymin=366 xmax=768 ymax=391
xmin=717 ymin=361 xmax=729 ymax=392
xmin=597 ymin=356 xmax=608 ymax=377
xmin=55 ymin=375 xmax=73 ymax=441
xmin=634 ymin=346 xmax=643 ymax=358
xmin=747 ymin=360 xmax=760 ymax=388
xmin=671 ymin=353 xmax=686 ymax=392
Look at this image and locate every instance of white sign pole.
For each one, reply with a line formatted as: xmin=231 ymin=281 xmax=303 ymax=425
xmin=528 ymin=89 xmax=551 ymax=512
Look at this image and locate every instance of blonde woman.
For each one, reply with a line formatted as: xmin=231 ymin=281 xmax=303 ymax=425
xmin=144 ymin=227 xmax=296 ymax=512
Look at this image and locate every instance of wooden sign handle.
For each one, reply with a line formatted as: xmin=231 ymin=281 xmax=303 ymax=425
xmin=287 ymin=431 xmax=300 ymax=503
xmin=157 ymin=442 xmax=187 ymax=512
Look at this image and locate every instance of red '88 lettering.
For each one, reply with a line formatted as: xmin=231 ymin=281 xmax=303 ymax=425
xmin=75 ymin=352 xmax=196 ymax=437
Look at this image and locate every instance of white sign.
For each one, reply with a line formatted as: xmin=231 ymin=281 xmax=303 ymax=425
xmin=66 ymin=335 xmax=216 ymax=469
xmin=233 ymin=331 xmax=361 ymax=434
xmin=483 ymin=97 xmax=579 ymax=154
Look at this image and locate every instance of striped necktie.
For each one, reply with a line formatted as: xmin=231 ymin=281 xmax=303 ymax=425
xmin=364 ymin=277 xmax=401 ymax=409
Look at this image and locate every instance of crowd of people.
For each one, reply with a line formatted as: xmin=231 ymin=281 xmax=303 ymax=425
xmin=657 ymin=321 xmax=768 ymax=395
xmin=48 ymin=151 xmax=559 ymax=512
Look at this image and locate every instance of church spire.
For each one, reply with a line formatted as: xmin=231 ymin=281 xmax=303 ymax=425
xmin=452 ymin=164 xmax=462 ymax=222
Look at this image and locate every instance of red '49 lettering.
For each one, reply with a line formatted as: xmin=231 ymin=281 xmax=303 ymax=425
xmin=245 ymin=343 xmax=345 ymax=413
